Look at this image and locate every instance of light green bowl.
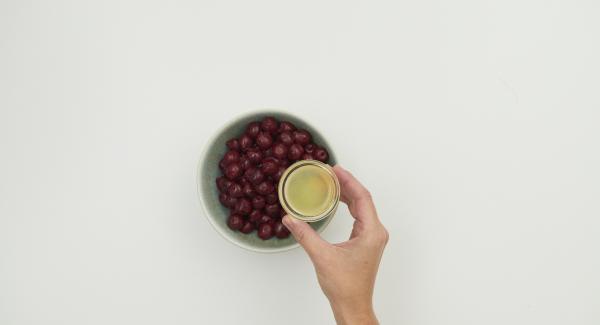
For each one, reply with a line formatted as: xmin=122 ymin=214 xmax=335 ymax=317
xmin=197 ymin=110 xmax=337 ymax=253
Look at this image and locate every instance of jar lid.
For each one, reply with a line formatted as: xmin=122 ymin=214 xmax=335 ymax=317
xmin=278 ymin=160 xmax=340 ymax=222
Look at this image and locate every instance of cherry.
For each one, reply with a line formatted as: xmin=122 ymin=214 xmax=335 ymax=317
xmin=216 ymin=176 xmax=231 ymax=192
xmin=278 ymin=132 xmax=294 ymax=146
xmin=273 ymin=221 xmax=291 ymax=238
xmin=239 ymin=134 xmax=253 ymax=151
xmin=261 ymin=160 xmax=278 ymax=175
xmin=249 ymin=209 xmax=263 ymax=222
xmin=258 ymin=214 xmax=273 ymax=225
xmin=218 ymin=192 xmax=228 ymax=206
xmin=239 ymin=156 xmax=252 ymax=170
xmin=223 ymin=150 xmax=240 ymax=165
xmin=272 ymin=143 xmax=288 ymax=159
xmin=219 ymin=158 xmax=227 ymax=171
xmin=227 ymin=214 xmax=244 ymax=230
xmin=273 ymin=167 xmax=286 ymax=182
xmin=256 ymin=132 xmax=273 ymax=149
xmin=226 ymin=138 xmax=240 ymax=151
xmin=262 ymin=156 xmax=279 ymax=164
xmin=304 ymin=143 xmax=316 ymax=154
xmin=279 ymin=159 xmax=290 ymax=167
xmin=288 ymin=143 xmax=304 ymax=160
xmin=246 ymin=149 xmax=263 ymax=164
xmin=228 ymin=183 xmax=243 ymax=198
xmin=264 ymin=148 xmax=273 ymax=157
xmin=244 ymin=167 xmax=264 ymax=185
xmin=302 ymin=153 xmax=314 ymax=161
xmin=256 ymin=181 xmax=274 ymax=195
xmin=278 ymin=121 xmax=296 ymax=133
xmin=252 ymin=196 xmax=266 ymax=209
xmin=224 ymin=163 xmax=242 ymax=180
xmin=314 ymin=147 xmax=329 ymax=162
xmin=234 ymin=198 xmax=252 ymax=216
xmin=265 ymin=193 xmax=278 ymax=204
xmin=265 ymin=203 xmax=280 ymax=217
xmin=240 ymin=221 xmax=255 ymax=234
xmin=293 ymin=129 xmax=311 ymax=145
xmin=246 ymin=122 xmax=261 ymax=138
xmin=261 ymin=116 xmax=279 ymax=134
xmin=257 ymin=223 xmax=274 ymax=240
xmin=242 ymin=183 xmax=255 ymax=198
xmin=224 ymin=195 xmax=238 ymax=209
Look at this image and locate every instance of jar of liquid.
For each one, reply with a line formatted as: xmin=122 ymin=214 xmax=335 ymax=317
xmin=278 ymin=160 xmax=340 ymax=222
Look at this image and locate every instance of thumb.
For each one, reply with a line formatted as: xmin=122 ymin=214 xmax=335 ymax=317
xmin=283 ymin=215 xmax=329 ymax=259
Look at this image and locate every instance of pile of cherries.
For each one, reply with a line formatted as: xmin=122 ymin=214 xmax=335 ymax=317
xmin=216 ymin=116 xmax=330 ymax=240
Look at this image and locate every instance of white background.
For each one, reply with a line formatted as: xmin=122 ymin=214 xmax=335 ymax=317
xmin=1 ymin=0 xmax=599 ymax=324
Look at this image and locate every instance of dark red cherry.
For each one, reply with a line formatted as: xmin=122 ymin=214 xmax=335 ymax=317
xmin=261 ymin=116 xmax=279 ymax=134
xmin=240 ymin=221 xmax=255 ymax=234
xmin=224 ymin=163 xmax=242 ymax=180
xmin=249 ymin=209 xmax=263 ymax=222
xmin=304 ymin=143 xmax=316 ymax=154
xmin=293 ymin=129 xmax=311 ymax=145
xmin=273 ymin=167 xmax=286 ymax=182
xmin=234 ymin=198 xmax=252 ymax=216
xmin=246 ymin=149 xmax=263 ymax=164
xmin=302 ymin=153 xmax=314 ymax=160
xmin=252 ymin=196 xmax=266 ymax=210
xmin=314 ymin=148 xmax=329 ymax=162
xmin=273 ymin=221 xmax=291 ymax=238
xmin=219 ymin=158 xmax=227 ymax=171
xmin=224 ymin=195 xmax=238 ymax=209
xmin=278 ymin=121 xmax=296 ymax=133
xmin=256 ymin=132 xmax=273 ymax=149
xmin=278 ymin=132 xmax=294 ymax=146
xmin=239 ymin=156 xmax=252 ymax=170
xmin=216 ymin=176 xmax=232 ymax=192
xmin=242 ymin=183 xmax=255 ymax=198
xmin=227 ymin=214 xmax=244 ymax=230
xmin=218 ymin=192 xmax=228 ymax=206
xmin=223 ymin=150 xmax=240 ymax=165
xmin=265 ymin=193 xmax=278 ymax=204
xmin=239 ymin=134 xmax=253 ymax=151
xmin=228 ymin=183 xmax=243 ymax=198
xmin=246 ymin=122 xmax=261 ymax=138
xmin=265 ymin=203 xmax=280 ymax=217
xmin=261 ymin=160 xmax=278 ymax=175
xmin=257 ymin=223 xmax=274 ymax=240
xmin=244 ymin=167 xmax=265 ymax=185
xmin=256 ymin=181 xmax=274 ymax=195
xmin=226 ymin=138 xmax=240 ymax=151
xmin=288 ymin=144 xmax=304 ymax=160
xmin=272 ymin=143 xmax=288 ymax=159
xmin=258 ymin=214 xmax=273 ymax=224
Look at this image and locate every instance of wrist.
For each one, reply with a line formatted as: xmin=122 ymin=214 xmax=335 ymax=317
xmin=330 ymin=299 xmax=378 ymax=325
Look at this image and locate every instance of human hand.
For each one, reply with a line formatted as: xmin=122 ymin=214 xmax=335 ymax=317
xmin=282 ymin=165 xmax=389 ymax=325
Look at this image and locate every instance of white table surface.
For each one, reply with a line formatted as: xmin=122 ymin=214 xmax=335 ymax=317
xmin=1 ymin=0 xmax=599 ymax=324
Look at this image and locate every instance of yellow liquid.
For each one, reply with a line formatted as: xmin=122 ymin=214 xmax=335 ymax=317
xmin=284 ymin=165 xmax=336 ymax=217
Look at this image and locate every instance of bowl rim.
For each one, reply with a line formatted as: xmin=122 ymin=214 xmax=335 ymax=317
xmin=196 ymin=109 xmax=335 ymax=253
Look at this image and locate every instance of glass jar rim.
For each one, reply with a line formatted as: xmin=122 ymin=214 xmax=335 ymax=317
xmin=278 ymin=160 xmax=340 ymax=222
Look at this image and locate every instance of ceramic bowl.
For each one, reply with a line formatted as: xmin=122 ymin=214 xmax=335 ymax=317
xmin=197 ymin=110 xmax=337 ymax=253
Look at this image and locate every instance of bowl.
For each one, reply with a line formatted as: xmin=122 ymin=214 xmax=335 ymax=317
xmin=196 ymin=110 xmax=337 ymax=253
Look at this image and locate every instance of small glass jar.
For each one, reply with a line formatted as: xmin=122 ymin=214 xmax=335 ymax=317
xmin=278 ymin=160 xmax=340 ymax=222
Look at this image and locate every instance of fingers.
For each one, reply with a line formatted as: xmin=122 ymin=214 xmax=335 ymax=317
xmin=283 ymin=215 xmax=329 ymax=260
xmin=333 ymin=165 xmax=379 ymax=225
